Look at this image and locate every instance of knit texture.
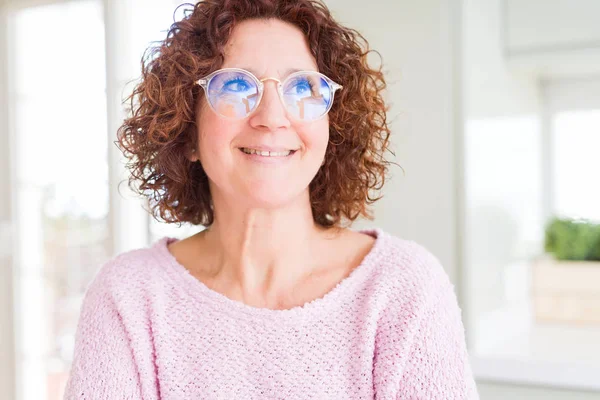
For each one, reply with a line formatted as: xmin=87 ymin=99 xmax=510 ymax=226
xmin=64 ymin=228 xmax=478 ymax=399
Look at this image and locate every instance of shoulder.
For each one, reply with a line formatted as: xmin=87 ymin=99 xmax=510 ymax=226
xmin=366 ymin=228 xmax=460 ymax=333
xmin=371 ymin=231 xmax=474 ymax=398
xmin=84 ymin=239 xmax=171 ymax=302
xmin=374 ymin=229 xmax=454 ymax=301
xmin=371 ymin=228 xmax=462 ymax=338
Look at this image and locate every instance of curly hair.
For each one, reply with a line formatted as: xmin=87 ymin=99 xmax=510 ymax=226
xmin=117 ymin=0 xmax=394 ymax=229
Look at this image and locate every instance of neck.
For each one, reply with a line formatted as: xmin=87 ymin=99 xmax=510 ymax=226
xmin=199 ymin=188 xmax=342 ymax=306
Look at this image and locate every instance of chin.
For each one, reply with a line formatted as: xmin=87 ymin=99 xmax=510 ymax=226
xmin=245 ymin=193 xmax=295 ymax=210
xmin=241 ymin=184 xmax=307 ymax=210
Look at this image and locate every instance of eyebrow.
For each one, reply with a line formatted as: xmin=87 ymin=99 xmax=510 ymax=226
xmin=282 ymin=68 xmax=306 ymax=77
xmin=240 ymin=67 xmax=317 ymax=79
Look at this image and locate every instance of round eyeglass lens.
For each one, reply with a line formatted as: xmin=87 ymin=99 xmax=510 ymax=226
xmin=282 ymin=72 xmax=332 ymax=120
xmin=206 ymin=70 xmax=260 ymax=118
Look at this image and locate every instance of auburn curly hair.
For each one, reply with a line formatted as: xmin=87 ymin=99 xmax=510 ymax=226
xmin=117 ymin=0 xmax=394 ymax=229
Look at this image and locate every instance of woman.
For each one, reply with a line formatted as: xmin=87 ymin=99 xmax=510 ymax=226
xmin=64 ymin=0 xmax=478 ymax=399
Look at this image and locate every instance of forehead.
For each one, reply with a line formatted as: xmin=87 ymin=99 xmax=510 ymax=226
xmin=222 ymin=19 xmax=317 ymax=74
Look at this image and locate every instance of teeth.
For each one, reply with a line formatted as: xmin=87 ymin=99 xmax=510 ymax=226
xmin=241 ymin=148 xmax=293 ymax=157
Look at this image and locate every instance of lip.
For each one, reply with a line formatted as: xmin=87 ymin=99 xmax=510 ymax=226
xmin=238 ymin=147 xmax=297 ymax=164
xmin=238 ymin=145 xmax=297 ymax=152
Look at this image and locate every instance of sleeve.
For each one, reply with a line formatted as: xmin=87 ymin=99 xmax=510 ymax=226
xmin=396 ymin=283 xmax=479 ymax=400
xmin=63 ymin=267 xmax=143 ymax=400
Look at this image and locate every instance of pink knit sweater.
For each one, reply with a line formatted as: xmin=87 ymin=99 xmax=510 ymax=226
xmin=64 ymin=228 xmax=478 ymax=399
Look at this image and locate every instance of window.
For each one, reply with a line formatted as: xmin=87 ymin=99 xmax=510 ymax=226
xmin=552 ymin=109 xmax=600 ymax=222
xmin=7 ymin=1 xmax=193 ymax=399
xmin=467 ymin=78 xmax=600 ymax=390
xmin=9 ymin=2 xmax=109 ymax=399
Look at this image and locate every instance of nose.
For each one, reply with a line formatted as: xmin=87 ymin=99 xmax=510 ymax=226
xmin=248 ymin=79 xmax=291 ymax=131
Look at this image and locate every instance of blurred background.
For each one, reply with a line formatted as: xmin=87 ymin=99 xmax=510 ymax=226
xmin=0 ymin=0 xmax=599 ymax=399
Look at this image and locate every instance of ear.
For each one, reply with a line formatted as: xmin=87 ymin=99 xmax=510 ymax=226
xmin=187 ymin=147 xmax=199 ymax=163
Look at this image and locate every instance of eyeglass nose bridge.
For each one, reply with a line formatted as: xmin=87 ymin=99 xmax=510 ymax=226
xmin=255 ymin=77 xmax=286 ymax=110
xmin=260 ymin=77 xmax=282 ymax=84
xmin=257 ymin=76 xmax=283 ymax=93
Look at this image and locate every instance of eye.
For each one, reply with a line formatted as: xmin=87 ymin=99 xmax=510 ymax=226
xmin=221 ymin=77 xmax=252 ymax=93
xmin=291 ymin=77 xmax=313 ymax=95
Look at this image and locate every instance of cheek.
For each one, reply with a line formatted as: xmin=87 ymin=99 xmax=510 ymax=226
xmin=197 ymin=106 xmax=238 ymax=156
xmin=297 ymin=119 xmax=329 ymax=156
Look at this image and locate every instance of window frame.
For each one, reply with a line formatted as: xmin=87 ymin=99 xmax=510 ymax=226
xmin=469 ymin=76 xmax=600 ymax=391
xmin=2 ymin=0 xmax=152 ymax=398
xmin=541 ymin=77 xmax=600 ymax=222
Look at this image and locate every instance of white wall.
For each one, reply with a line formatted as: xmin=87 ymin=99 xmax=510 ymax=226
xmin=505 ymin=0 xmax=600 ymax=51
xmin=504 ymin=0 xmax=600 ymax=79
xmin=464 ymin=0 xmax=540 ymax=119
xmin=463 ymin=0 xmax=542 ymax=329
xmin=0 ymin=0 xmax=16 ymax=398
xmin=325 ymin=0 xmax=462 ymax=289
xmin=0 ymin=0 xmax=9 ymax=222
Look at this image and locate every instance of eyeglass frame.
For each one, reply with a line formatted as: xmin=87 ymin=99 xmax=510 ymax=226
xmin=195 ymin=67 xmax=343 ymax=121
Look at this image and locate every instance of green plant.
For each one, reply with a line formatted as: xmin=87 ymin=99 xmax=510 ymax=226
xmin=544 ymin=217 xmax=600 ymax=261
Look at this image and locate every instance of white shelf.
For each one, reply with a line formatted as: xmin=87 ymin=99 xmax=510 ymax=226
xmin=472 ymin=322 xmax=600 ymax=391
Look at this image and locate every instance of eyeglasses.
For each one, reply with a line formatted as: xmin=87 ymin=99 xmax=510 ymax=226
xmin=196 ymin=68 xmax=343 ymax=121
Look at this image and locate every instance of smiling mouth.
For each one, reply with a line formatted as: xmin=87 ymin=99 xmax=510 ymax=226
xmin=239 ymin=148 xmax=297 ymax=157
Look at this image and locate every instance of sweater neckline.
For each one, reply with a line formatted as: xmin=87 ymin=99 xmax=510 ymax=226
xmin=155 ymin=227 xmax=386 ymax=319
